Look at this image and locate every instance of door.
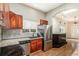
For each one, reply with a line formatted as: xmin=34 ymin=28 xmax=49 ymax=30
xmin=0 ymin=3 xmax=4 ymax=20
xmin=36 ymin=39 xmax=42 ymax=50
xmin=30 ymin=40 xmax=37 ymax=53
xmin=16 ymin=15 xmax=23 ymax=29
xmin=40 ymin=19 xmax=48 ymax=25
xmin=0 ymin=3 xmax=9 ymax=27
xmin=71 ymin=23 xmax=79 ymax=38
xmin=0 ymin=3 xmax=4 ymax=11
xmin=9 ymin=12 xmax=17 ymax=29
xmin=66 ymin=22 xmax=79 ymax=38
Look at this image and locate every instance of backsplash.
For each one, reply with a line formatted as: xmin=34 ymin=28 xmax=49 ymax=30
xmin=2 ymin=29 xmax=34 ymax=39
xmin=2 ymin=29 xmax=21 ymax=39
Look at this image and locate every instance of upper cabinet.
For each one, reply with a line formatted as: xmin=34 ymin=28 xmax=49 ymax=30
xmin=40 ymin=19 xmax=48 ymax=25
xmin=0 ymin=3 xmax=9 ymax=26
xmin=4 ymin=11 xmax=23 ymax=29
xmin=9 ymin=11 xmax=17 ymax=29
xmin=0 ymin=3 xmax=9 ymax=12
xmin=16 ymin=15 xmax=23 ymax=29
xmin=0 ymin=3 xmax=23 ymax=29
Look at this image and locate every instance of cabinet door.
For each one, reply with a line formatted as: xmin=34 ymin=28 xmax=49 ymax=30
xmin=44 ymin=21 xmax=48 ymax=25
xmin=9 ymin=12 xmax=17 ymax=29
xmin=4 ymin=4 xmax=9 ymax=12
xmin=0 ymin=3 xmax=4 ymax=11
xmin=40 ymin=19 xmax=48 ymax=25
xmin=3 ymin=11 xmax=10 ymax=28
xmin=0 ymin=3 xmax=9 ymax=27
xmin=30 ymin=40 xmax=37 ymax=53
xmin=16 ymin=15 xmax=23 ymax=29
xmin=0 ymin=4 xmax=3 ymax=20
xmin=40 ymin=19 xmax=44 ymax=25
xmin=36 ymin=39 xmax=42 ymax=50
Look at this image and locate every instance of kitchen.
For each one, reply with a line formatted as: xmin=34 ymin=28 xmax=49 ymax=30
xmin=0 ymin=3 xmax=79 ymax=56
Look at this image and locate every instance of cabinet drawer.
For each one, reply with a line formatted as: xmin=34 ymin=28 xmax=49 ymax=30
xmin=31 ymin=40 xmax=37 ymax=44
xmin=30 ymin=39 xmax=43 ymax=53
xmin=37 ymin=39 xmax=42 ymax=44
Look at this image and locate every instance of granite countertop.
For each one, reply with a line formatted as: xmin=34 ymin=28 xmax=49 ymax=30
xmin=0 ymin=37 xmax=43 ymax=47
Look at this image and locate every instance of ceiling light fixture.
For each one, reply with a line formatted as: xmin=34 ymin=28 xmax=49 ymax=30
xmin=63 ymin=9 xmax=77 ymax=14
xmin=74 ymin=16 xmax=78 ymax=24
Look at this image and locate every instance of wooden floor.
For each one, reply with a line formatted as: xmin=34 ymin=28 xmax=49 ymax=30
xmin=30 ymin=43 xmax=79 ymax=56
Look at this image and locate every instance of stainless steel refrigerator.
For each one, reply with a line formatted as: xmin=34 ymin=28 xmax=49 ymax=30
xmin=37 ymin=25 xmax=52 ymax=51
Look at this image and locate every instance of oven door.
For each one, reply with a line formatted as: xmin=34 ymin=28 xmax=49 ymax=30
xmin=1 ymin=45 xmax=24 ymax=56
xmin=19 ymin=40 xmax=30 ymax=56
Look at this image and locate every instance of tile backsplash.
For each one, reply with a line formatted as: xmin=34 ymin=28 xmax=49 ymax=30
xmin=2 ymin=29 xmax=34 ymax=39
xmin=2 ymin=29 xmax=21 ymax=39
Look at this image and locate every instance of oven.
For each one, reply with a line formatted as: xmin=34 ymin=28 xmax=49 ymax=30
xmin=1 ymin=45 xmax=24 ymax=56
xmin=0 ymin=40 xmax=30 ymax=56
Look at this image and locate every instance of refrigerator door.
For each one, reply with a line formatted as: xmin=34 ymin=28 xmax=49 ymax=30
xmin=44 ymin=25 xmax=52 ymax=41
xmin=43 ymin=25 xmax=52 ymax=51
xmin=37 ymin=25 xmax=52 ymax=51
xmin=37 ymin=25 xmax=47 ymax=37
xmin=37 ymin=25 xmax=52 ymax=40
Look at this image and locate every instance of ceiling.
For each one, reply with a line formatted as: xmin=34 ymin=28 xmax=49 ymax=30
xmin=24 ymin=3 xmax=63 ymax=13
xmin=56 ymin=9 xmax=79 ymax=22
xmin=23 ymin=3 xmax=79 ymax=22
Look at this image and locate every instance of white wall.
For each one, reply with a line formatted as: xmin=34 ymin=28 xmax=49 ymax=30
xmin=46 ymin=3 xmax=79 ymax=19
xmin=1 ymin=3 xmax=46 ymax=39
xmin=66 ymin=22 xmax=79 ymax=38
xmin=46 ymin=3 xmax=79 ymax=34
xmin=9 ymin=3 xmax=45 ymax=29
xmin=71 ymin=23 xmax=79 ymax=38
xmin=52 ymin=18 xmax=60 ymax=34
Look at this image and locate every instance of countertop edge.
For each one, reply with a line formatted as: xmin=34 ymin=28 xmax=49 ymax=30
xmin=0 ymin=37 xmax=43 ymax=48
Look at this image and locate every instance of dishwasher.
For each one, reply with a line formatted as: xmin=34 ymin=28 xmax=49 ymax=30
xmin=19 ymin=40 xmax=30 ymax=56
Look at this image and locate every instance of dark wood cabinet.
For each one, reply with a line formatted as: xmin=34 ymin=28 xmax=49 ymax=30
xmin=0 ymin=11 xmax=23 ymax=29
xmin=40 ymin=19 xmax=48 ymax=25
xmin=16 ymin=15 xmax=23 ymax=29
xmin=0 ymin=3 xmax=9 ymax=11
xmin=10 ymin=16 xmax=17 ymax=29
xmin=0 ymin=3 xmax=10 ymax=26
xmin=0 ymin=3 xmax=4 ymax=11
xmin=4 ymin=11 xmax=23 ymax=29
xmin=36 ymin=39 xmax=42 ymax=50
xmin=0 ymin=3 xmax=23 ymax=29
xmin=9 ymin=11 xmax=17 ymax=29
xmin=52 ymin=34 xmax=67 ymax=48
xmin=30 ymin=38 xmax=42 ymax=53
xmin=0 ymin=4 xmax=4 ymax=20
xmin=30 ymin=40 xmax=37 ymax=53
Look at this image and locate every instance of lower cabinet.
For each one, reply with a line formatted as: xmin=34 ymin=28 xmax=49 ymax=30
xmin=30 ymin=40 xmax=37 ymax=53
xmin=36 ymin=39 xmax=42 ymax=50
xmin=30 ymin=38 xmax=42 ymax=53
